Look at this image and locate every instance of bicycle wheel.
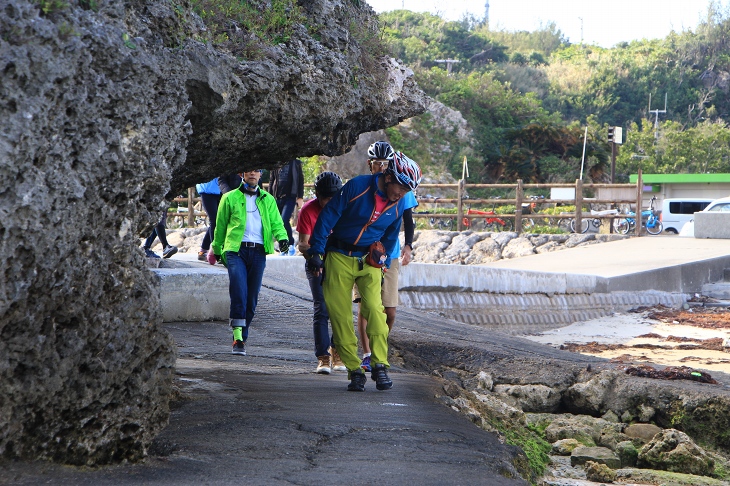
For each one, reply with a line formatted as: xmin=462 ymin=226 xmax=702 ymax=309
xmin=486 ymin=219 xmax=512 ymax=232
xmin=558 ymin=218 xmax=572 ymax=233
xmin=615 ymin=218 xmax=630 ymax=234
xmin=522 ymin=218 xmax=535 ymax=230
xmin=646 ymin=220 xmax=663 ymax=235
xmin=569 ymin=218 xmax=589 ymax=234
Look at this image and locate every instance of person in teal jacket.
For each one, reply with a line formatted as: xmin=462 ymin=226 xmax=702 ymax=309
xmin=211 ymin=169 xmax=289 ymax=355
xmin=306 ymin=152 xmax=422 ymax=392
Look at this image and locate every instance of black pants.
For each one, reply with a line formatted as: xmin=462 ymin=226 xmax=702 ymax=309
xmin=144 ymin=213 xmax=170 ymax=249
xmin=200 ymin=193 xmax=222 ymax=251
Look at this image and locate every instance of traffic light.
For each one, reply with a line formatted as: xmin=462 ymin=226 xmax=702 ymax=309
xmin=607 ymin=126 xmax=615 ymax=143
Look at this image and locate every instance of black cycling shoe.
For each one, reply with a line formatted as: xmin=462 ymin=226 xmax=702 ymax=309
xmin=347 ymin=370 xmax=367 ymax=392
xmin=371 ymin=364 xmax=393 ymax=390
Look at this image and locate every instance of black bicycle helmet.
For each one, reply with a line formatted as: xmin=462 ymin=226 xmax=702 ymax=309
xmin=367 ymin=140 xmax=394 ymax=161
xmin=315 ymin=171 xmax=343 ymax=198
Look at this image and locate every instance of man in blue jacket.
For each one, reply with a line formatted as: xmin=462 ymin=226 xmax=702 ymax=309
xmin=306 ymin=152 xmax=422 ymax=392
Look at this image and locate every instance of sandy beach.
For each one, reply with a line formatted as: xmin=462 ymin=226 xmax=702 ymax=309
xmin=520 ymin=305 xmax=730 ymax=376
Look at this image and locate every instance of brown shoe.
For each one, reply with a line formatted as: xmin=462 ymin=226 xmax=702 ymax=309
xmin=316 ymin=355 xmax=332 ymax=374
xmin=329 ymin=346 xmax=347 ymax=372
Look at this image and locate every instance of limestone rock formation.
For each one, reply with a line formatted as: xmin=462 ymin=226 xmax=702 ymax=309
xmin=638 ymin=429 xmax=715 ymax=476
xmin=584 ymin=460 xmax=618 ymax=482
xmin=0 ymin=0 xmax=425 ymax=465
xmin=570 ymin=446 xmax=621 ymax=469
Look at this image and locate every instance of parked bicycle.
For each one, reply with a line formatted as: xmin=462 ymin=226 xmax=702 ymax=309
xmin=556 ymin=213 xmax=600 ymax=234
xmin=519 ymin=195 xmax=545 ymax=230
xmin=614 ymin=196 xmax=663 ymax=235
xmin=572 ymin=216 xmax=602 ymax=234
xmin=429 ymin=215 xmax=455 ymax=230
xmin=462 ymin=198 xmax=513 ymax=232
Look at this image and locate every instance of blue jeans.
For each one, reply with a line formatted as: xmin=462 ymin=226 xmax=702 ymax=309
xmin=305 ymin=264 xmax=334 ymax=357
xmin=226 ymin=247 xmax=267 ymax=342
xmin=277 ymin=197 xmax=297 ymax=245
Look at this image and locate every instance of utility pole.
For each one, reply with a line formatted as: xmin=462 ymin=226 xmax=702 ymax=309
xmin=484 ymin=1 xmax=490 ymax=25
xmin=648 ymin=93 xmax=667 ymax=139
xmin=434 ymin=59 xmax=460 ymax=74
xmin=578 ymin=17 xmax=583 ymax=45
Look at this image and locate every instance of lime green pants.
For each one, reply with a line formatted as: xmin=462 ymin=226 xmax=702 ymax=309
xmin=323 ymin=251 xmax=389 ymax=371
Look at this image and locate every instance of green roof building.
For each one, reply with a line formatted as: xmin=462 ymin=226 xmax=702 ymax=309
xmin=629 ymin=173 xmax=730 ymax=199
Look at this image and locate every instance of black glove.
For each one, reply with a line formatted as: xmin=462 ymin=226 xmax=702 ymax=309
xmin=278 ymin=239 xmax=289 ymax=254
xmin=306 ymin=253 xmax=323 ymax=273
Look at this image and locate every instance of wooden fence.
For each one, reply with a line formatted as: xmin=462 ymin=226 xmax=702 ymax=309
xmin=170 ymin=170 xmax=650 ymax=235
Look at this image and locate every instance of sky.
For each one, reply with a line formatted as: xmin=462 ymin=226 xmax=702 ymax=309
xmin=365 ymin=0 xmax=729 ymax=48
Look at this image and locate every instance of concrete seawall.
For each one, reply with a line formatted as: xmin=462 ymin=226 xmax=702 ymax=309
xmin=153 ymin=237 xmax=730 ymax=331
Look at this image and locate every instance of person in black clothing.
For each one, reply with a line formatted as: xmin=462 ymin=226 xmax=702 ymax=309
xmin=268 ymin=159 xmax=304 ymax=255
xmin=142 ymin=212 xmax=178 ymax=259
xmin=218 ymin=173 xmax=243 ymax=194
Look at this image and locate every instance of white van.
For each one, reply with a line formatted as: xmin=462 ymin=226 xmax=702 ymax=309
xmin=661 ymin=198 xmax=713 ymax=233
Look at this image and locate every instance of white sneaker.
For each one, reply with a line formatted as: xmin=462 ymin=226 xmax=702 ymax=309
xmin=316 ymin=356 xmax=332 ymax=374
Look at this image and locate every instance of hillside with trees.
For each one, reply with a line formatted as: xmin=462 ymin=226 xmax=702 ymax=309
xmin=378 ymin=4 xmax=730 ymax=184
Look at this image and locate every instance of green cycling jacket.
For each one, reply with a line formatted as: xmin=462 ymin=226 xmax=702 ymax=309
xmin=211 ymin=185 xmax=288 ymax=264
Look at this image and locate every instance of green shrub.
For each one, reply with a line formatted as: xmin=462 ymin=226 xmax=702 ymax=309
xmin=190 ymin=0 xmax=306 ymax=56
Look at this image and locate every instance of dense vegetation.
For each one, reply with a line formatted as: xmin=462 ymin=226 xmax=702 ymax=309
xmin=378 ymin=4 xmax=730 ymax=184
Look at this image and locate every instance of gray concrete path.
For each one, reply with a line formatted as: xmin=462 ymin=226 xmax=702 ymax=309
xmin=1 ymin=279 xmax=537 ymax=485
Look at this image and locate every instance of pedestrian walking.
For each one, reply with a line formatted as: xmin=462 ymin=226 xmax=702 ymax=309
xmin=269 ymin=159 xmax=304 ymax=255
xmin=306 ymin=152 xmax=422 ymax=392
xmin=355 ymin=141 xmax=418 ymax=372
xmin=142 ymin=211 xmax=178 ymax=259
xmin=195 ymin=177 xmax=221 ymax=261
xmin=297 ymin=171 xmax=346 ymax=374
xmin=210 ymin=169 xmax=289 ymax=355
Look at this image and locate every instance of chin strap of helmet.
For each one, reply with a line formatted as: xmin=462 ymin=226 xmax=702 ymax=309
xmin=239 ymin=183 xmax=260 ymax=196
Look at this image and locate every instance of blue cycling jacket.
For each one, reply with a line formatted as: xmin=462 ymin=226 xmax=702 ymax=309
xmin=309 ymin=174 xmax=408 ymax=267
xmin=196 ymin=178 xmax=220 ymax=195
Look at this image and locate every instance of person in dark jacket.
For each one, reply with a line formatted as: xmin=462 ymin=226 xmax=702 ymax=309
xmin=306 ymin=152 xmax=422 ymax=392
xmin=268 ymin=159 xmax=304 ymax=255
xmin=218 ymin=173 xmax=243 ymax=194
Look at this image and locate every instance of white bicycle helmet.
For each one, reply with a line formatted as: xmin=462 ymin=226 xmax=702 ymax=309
xmin=387 ymin=152 xmax=422 ymax=191
xmin=367 ymin=141 xmax=394 ymax=161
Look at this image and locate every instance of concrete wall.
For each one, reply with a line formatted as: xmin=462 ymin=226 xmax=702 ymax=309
xmin=695 ymin=212 xmax=730 ymax=239
xmin=664 ymin=183 xmax=730 ymax=199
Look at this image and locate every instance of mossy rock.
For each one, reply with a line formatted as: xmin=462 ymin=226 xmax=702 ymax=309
xmin=616 ymin=440 xmax=638 ymax=467
xmin=617 ymin=467 xmax=728 ymax=486
xmin=585 ymin=460 xmax=617 ymax=483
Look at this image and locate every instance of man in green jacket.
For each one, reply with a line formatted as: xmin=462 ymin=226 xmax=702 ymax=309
xmin=211 ymin=169 xmax=289 ymax=355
